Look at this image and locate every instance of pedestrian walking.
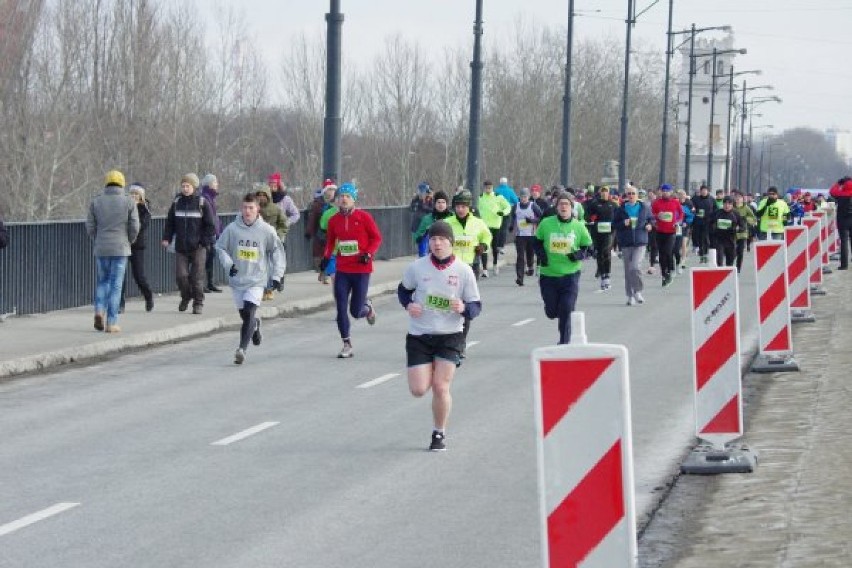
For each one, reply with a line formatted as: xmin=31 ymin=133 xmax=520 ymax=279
xmin=85 ymin=170 xmax=140 ymax=333
xmin=161 ymin=173 xmax=217 ymax=314
xmin=613 ymin=186 xmax=652 ymax=305
xmin=200 ymin=174 xmax=223 ymax=293
xmin=120 ymin=183 xmax=154 ymax=312
xmin=398 ymin=220 xmax=481 ymax=451
xmin=319 ymin=182 xmax=382 ymax=358
xmin=533 ymin=192 xmax=593 ymax=344
xmin=216 ymin=193 xmax=286 ymax=364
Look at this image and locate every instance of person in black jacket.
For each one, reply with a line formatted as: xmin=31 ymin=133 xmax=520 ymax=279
xmin=584 ymin=185 xmax=618 ymax=290
xmin=0 ymin=213 xmax=7 ymax=250
xmin=830 ymin=176 xmax=852 ymax=270
xmin=690 ymin=185 xmax=717 ymax=263
xmin=708 ymin=196 xmax=743 ymax=267
xmin=120 ymin=183 xmax=154 ymax=312
xmin=161 ymin=173 xmax=217 ymax=314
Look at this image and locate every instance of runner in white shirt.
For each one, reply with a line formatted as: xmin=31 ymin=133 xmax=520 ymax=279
xmin=397 ymin=220 xmax=482 ymax=451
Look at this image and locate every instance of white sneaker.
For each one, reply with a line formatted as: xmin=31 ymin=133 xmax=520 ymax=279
xmin=626 ymin=296 xmax=636 ymax=306
xmin=493 ymin=265 xmax=500 ymax=276
xmin=634 ymin=292 xmax=645 ymax=304
xmin=338 ymin=342 xmax=353 ymax=358
xmin=481 ymin=269 xmax=489 ymax=279
xmin=677 ymin=267 xmax=684 ymax=275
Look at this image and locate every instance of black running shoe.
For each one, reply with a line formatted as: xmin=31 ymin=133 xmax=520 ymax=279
xmin=429 ymin=431 xmax=446 ymax=452
xmin=252 ymin=318 xmax=262 ymax=346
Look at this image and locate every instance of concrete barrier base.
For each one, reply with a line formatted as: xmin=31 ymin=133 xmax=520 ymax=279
xmin=790 ymin=309 xmax=816 ymax=323
xmin=810 ymin=285 xmax=827 ymax=296
xmin=681 ymin=443 xmax=757 ymax=475
xmin=751 ymin=353 xmax=800 ymax=373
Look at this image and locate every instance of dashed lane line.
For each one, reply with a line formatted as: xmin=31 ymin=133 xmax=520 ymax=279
xmin=0 ymin=503 xmax=81 ymax=537
xmin=511 ymin=318 xmax=535 ymax=327
xmin=210 ymin=422 xmax=280 ymax=446
xmin=356 ymin=373 xmax=400 ymax=389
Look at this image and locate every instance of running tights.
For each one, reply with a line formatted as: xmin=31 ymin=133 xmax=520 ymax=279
xmin=239 ymin=301 xmax=258 ymax=350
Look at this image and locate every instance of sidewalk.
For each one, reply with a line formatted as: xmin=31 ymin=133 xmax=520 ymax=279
xmin=0 ymin=257 xmax=417 ymax=380
xmin=639 ymin=267 xmax=852 ymax=567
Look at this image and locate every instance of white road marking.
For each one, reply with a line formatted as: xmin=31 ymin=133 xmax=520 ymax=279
xmin=211 ymin=422 xmax=279 ymax=446
xmin=357 ymin=373 xmax=400 ymax=389
xmin=0 ymin=502 xmax=80 ymax=537
xmin=512 ymin=318 xmax=535 ymax=327
xmin=466 ymin=341 xmax=480 ymax=348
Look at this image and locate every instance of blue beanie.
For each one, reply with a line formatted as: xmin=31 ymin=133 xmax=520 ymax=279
xmin=660 ymin=183 xmax=673 ymax=191
xmin=337 ymin=182 xmax=358 ymax=201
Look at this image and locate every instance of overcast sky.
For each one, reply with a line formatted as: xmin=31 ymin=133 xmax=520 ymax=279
xmin=202 ymin=0 xmax=852 ymax=136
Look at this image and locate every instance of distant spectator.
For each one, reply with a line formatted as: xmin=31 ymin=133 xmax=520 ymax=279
xmin=200 ymin=173 xmax=223 ymax=293
xmin=256 ymin=185 xmax=288 ymax=301
xmin=268 ymin=172 xmax=301 ymax=230
xmin=86 ymin=170 xmax=140 ymax=333
xmin=409 ymin=181 xmax=434 ymax=257
xmin=305 ymin=180 xmax=337 ymax=280
xmin=161 ymin=173 xmax=217 ymax=315
xmin=120 ymin=183 xmax=154 ymax=313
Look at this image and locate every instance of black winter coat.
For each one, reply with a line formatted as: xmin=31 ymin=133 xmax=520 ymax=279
xmin=132 ymin=202 xmax=151 ymax=250
xmin=162 ymin=194 xmax=217 ymax=253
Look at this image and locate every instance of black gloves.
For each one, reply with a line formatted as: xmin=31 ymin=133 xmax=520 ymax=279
xmin=319 ymin=257 xmax=330 ymax=272
xmin=474 ymin=244 xmax=488 ymax=255
xmin=359 ymin=252 xmax=372 ymax=264
xmin=567 ymin=252 xmax=581 ymax=262
xmin=272 ymin=279 xmax=283 ymax=292
xmin=229 ymin=265 xmax=238 ymax=277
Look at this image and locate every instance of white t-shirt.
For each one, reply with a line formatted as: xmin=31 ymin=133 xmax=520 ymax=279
xmin=401 ymin=255 xmax=480 ymax=336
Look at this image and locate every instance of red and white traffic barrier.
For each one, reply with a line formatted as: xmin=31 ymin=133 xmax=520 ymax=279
xmin=532 ymin=313 xmax=636 ymax=567
xmin=682 ymin=266 xmax=755 ymax=474
xmin=825 ymin=204 xmax=840 ymax=260
xmin=802 ymin=216 xmax=826 ymax=295
xmin=811 ymin=210 xmax=833 ymax=273
xmin=785 ymin=226 xmax=815 ymax=323
xmin=751 ymin=241 xmax=799 ymax=373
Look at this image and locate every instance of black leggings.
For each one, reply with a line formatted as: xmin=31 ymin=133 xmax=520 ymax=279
xmin=238 ymin=301 xmax=258 ymax=350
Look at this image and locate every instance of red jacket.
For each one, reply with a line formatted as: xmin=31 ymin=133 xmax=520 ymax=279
xmin=830 ymin=179 xmax=852 ymax=218
xmin=650 ymin=196 xmax=684 ymax=234
xmin=324 ymin=208 xmax=383 ymax=273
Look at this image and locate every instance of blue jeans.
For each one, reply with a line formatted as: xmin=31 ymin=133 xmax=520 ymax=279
xmin=94 ymin=256 xmax=128 ymax=325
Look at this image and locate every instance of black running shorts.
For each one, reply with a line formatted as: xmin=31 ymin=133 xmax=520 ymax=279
xmin=406 ymin=332 xmax=465 ymax=367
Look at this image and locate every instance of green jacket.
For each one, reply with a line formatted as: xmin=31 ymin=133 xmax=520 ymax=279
xmin=257 ymin=187 xmax=288 ymax=240
xmin=478 ymin=192 xmax=511 ymax=230
xmin=734 ymin=204 xmax=757 ymax=240
xmin=535 ymin=215 xmax=593 ymax=277
xmin=446 ymin=213 xmax=492 ymax=265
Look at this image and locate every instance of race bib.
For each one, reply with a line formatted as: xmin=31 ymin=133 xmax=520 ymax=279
xmin=549 ymin=233 xmax=575 ymax=254
xmin=697 ymin=209 xmax=705 ymax=218
xmin=237 ymin=246 xmax=259 ymax=262
xmin=519 ymin=219 xmax=530 ymax=229
xmin=767 ymin=205 xmax=779 ymax=220
xmin=338 ymin=240 xmax=359 ymax=256
xmin=657 ymin=211 xmax=674 ymax=223
xmin=629 ymin=217 xmax=638 ymax=229
xmin=425 ymin=291 xmax=453 ymax=312
xmin=597 ymin=221 xmax=612 ymax=233
xmin=716 ymin=218 xmax=732 ymax=230
xmin=455 ymin=234 xmax=474 ymax=252
xmin=675 ymin=224 xmax=683 ymax=236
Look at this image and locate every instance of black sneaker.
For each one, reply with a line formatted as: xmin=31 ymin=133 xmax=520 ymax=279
xmin=429 ymin=431 xmax=446 ymax=452
xmin=179 ymin=298 xmax=190 ymax=312
xmin=145 ymin=297 xmax=154 ymax=312
xmin=662 ymin=275 xmax=673 ymax=287
xmin=252 ymin=319 xmax=262 ymax=346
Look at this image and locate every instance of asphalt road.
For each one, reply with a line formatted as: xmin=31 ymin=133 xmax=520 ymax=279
xmin=0 ymin=255 xmax=759 ymax=567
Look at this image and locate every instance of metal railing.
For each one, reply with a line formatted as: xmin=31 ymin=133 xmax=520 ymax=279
xmin=0 ymin=207 xmax=412 ymax=316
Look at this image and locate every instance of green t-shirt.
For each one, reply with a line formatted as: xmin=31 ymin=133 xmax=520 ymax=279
xmin=535 ymin=215 xmax=593 ymax=277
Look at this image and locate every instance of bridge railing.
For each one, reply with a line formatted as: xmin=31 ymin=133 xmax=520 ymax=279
xmin=0 ymin=206 xmax=412 ymax=316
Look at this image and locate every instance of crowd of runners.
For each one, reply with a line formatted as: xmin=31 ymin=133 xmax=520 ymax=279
xmin=80 ymin=170 xmax=852 ymax=451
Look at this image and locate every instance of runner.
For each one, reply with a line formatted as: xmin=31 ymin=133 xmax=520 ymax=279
xmin=446 ymin=189 xmax=491 ymax=357
xmin=613 ymin=186 xmax=653 ymax=305
xmin=584 ymin=185 xmax=617 ymax=291
xmin=319 ymin=182 xmax=383 ymax=358
xmin=509 ymin=187 xmax=542 ymax=286
xmin=755 ymin=186 xmax=790 ymax=240
xmin=215 ymin=193 xmax=286 ymax=364
xmin=650 ymin=184 xmax=683 ymax=287
xmin=708 ymin=196 xmax=743 ymax=267
xmin=691 ymin=185 xmax=717 ymax=263
xmin=477 ymin=181 xmax=510 ymax=277
xmin=734 ymin=192 xmax=757 ymax=273
xmin=398 ymin=220 xmax=481 ymax=452
xmin=533 ymin=192 xmax=593 ymax=344
xmin=674 ymin=189 xmax=695 ymax=274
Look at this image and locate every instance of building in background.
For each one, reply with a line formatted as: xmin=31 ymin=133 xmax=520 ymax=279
xmin=676 ymin=34 xmax=740 ymax=192
xmin=826 ymin=128 xmax=852 ymax=166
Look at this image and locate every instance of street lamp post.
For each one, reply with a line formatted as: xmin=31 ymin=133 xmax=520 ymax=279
xmin=658 ymin=0 xmax=675 ymax=186
xmin=739 ymin=95 xmax=781 ymax=191
xmin=617 ymin=0 xmax=635 ymax=194
xmin=322 ymin=0 xmax=343 ymax=183
xmin=717 ymin=69 xmax=761 ymax=191
xmin=704 ymin=47 xmax=747 ymax=189
xmin=560 ymin=0 xmax=575 ymax=187
xmin=768 ymin=142 xmax=785 ymax=187
xmin=466 ymin=0 xmax=484 ymax=208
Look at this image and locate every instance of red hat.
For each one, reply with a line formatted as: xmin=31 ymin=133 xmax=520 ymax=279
xmin=530 ymin=184 xmax=542 ymax=193
xmin=268 ymin=172 xmax=282 ymax=184
xmin=322 ymin=178 xmax=336 ymax=188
